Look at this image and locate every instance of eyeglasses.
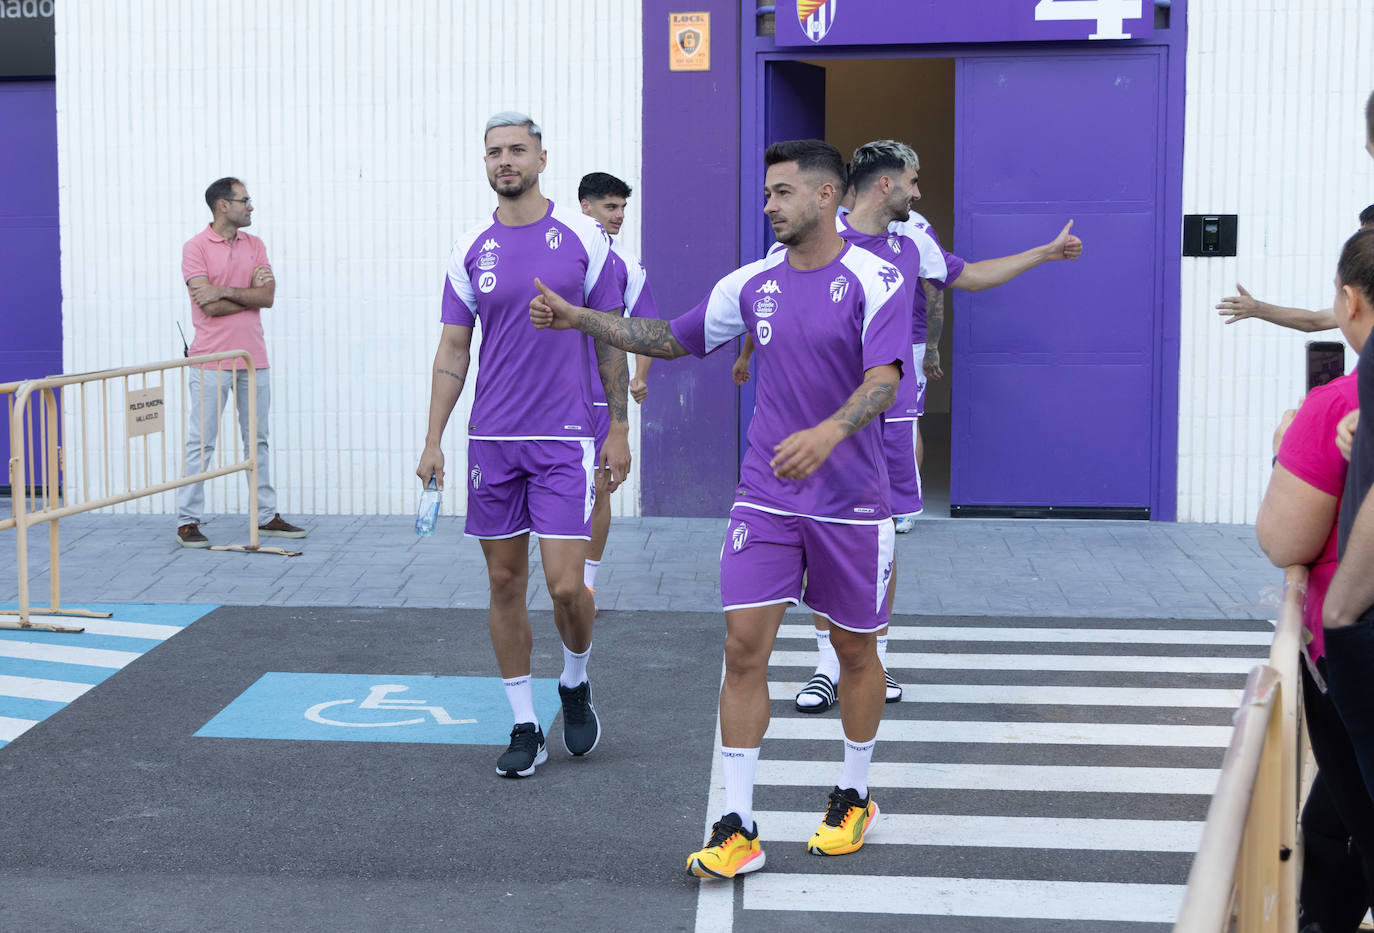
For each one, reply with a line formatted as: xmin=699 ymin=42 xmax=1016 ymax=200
xmin=224 ymin=197 xmax=252 ymax=206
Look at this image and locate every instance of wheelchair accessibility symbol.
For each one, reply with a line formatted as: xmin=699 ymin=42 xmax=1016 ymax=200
xmin=305 ymin=683 xmax=477 ymax=728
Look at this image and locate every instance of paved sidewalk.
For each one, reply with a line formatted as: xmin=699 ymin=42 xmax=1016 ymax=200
xmin=0 ymin=511 xmax=1280 ymax=620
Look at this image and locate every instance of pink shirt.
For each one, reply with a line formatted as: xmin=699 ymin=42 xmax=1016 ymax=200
xmin=1276 ymin=371 xmax=1358 ymax=660
xmin=182 ymin=224 xmax=272 ymax=370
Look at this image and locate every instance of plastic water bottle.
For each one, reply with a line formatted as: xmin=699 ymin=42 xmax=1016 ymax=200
xmin=415 ymin=475 xmax=441 ymax=536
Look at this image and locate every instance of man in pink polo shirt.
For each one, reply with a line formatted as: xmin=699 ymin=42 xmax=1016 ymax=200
xmin=177 ymin=176 xmax=305 ymax=547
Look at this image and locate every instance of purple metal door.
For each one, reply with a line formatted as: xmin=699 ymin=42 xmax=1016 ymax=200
xmin=741 ymin=61 xmax=827 ymax=459
xmin=0 ymin=80 xmax=61 ymax=491
xmin=951 ymin=51 xmax=1163 ymax=517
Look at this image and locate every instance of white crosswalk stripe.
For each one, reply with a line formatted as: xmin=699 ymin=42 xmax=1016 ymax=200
xmin=0 ymin=612 xmax=196 ymax=748
xmin=694 ymin=617 xmax=1269 ymax=931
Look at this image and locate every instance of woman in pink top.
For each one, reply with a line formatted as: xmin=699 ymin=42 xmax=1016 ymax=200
xmin=1257 ymin=237 xmax=1374 ymax=930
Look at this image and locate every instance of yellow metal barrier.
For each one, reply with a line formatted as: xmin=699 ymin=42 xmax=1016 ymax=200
xmin=2 ymin=353 xmax=299 ymax=633
xmin=1174 ymin=564 xmax=1309 ymax=932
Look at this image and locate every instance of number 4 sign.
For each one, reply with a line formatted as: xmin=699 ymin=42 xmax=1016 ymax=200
xmin=1034 ymin=0 xmax=1143 ymax=40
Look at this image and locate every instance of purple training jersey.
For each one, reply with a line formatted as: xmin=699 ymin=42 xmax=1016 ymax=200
xmin=442 ymin=201 xmax=621 ymax=439
xmin=891 ymin=211 xmax=965 ymax=344
xmin=589 ymin=239 xmax=660 ymax=407
xmin=671 ymin=241 xmax=909 ymax=521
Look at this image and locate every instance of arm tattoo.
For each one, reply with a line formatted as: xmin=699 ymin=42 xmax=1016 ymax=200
xmin=436 ymin=368 xmax=465 ymax=385
xmin=924 ymin=281 xmax=944 ymax=347
xmin=828 ymin=375 xmax=897 ymax=438
xmin=574 ymin=308 xmax=690 ymax=360
xmin=594 ymin=330 xmax=630 ymax=425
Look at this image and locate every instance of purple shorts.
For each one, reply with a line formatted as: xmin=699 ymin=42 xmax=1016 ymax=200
xmin=720 ymin=505 xmax=895 ymax=632
xmin=464 ymin=438 xmax=595 ymax=540
xmin=882 ymin=418 xmax=923 ymax=517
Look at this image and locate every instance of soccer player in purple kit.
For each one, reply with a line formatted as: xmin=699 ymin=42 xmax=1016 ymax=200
xmin=415 ymin=112 xmax=629 ymax=779
xmin=757 ymin=139 xmax=1082 ymax=715
xmin=577 ymin=172 xmax=659 ymax=609
xmin=531 ymin=139 xmax=909 ymax=877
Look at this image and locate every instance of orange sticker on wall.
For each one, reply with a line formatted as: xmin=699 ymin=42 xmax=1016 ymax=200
xmin=670 ymin=12 xmax=710 ymax=72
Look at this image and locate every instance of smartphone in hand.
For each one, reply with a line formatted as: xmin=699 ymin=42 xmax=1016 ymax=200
xmin=1306 ymin=340 xmax=1345 ymax=392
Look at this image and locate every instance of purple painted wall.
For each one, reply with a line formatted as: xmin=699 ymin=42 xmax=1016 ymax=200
xmin=639 ymin=1 xmax=742 ymax=517
xmin=641 ymin=2 xmax=1186 ymax=519
xmin=773 ymin=0 xmax=1153 ymax=46
xmin=0 ymin=79 xmax=62 ymax=488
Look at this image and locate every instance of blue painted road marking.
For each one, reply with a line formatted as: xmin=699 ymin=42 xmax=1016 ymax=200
xmin=196 ymin=673 xmax=562 ymax=745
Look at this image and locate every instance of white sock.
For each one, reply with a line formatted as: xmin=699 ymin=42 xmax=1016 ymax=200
xmin=584 ymin=559 xmax=600 ymax=590
xmin=876 ymin=634 xmax=889 ymax=670
xmin=815 ymin=627 xmax=841 ymax=683
xmin=838 ymin=734 xmax=876 ymax=799
xmin=502 ymin=675 xmax=536 ymax=726
xmin=722 ymin=746 xmax=760 ymax=831
xmin=560 ymin=641 xmax=591 ymax=688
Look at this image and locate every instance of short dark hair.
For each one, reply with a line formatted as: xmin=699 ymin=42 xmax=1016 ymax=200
xmin=205 ymin=177 xmax=242 ymax=211
xmin=764 ymin=139 xmax=846 ymax=190
xmin=578 ymin=172 xmax=632 ymax=202
xmin=1338 ymin=228 xmax=1374 ymax=303
xmin=1360 ymin=203 xmax=1374 ymax=228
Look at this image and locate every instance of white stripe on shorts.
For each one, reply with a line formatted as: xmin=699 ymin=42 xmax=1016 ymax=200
xmin=876 ymin=519 xmax=896 ymax=614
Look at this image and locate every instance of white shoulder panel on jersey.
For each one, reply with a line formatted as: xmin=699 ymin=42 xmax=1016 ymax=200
xmin=609 ymin=240 xmax=649 ymax=317
xmin=551 ymin=202 xmax=614 ymax=303
xmin=701 ymin=251 xmax=788 ymax=354
xmin=840 ymin=243 xmax=906 ymax=341
xmin=446 ymin=222 xmax=488 ymax=314
xmin=890 ymin=210 xmax=950 ymax=283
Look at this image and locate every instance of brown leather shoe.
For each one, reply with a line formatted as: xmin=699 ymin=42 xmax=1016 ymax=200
xmin=177 ymin=523 xmax=210 ymax=548
xmin=258 ymin=514 xmax=307 ymax=538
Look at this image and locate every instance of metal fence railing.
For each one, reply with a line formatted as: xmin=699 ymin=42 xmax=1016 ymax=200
xmin=1174 ymin=564 xmax=1309 ymax=932
xmin=2 ymin=352 xmax=299 ymax=633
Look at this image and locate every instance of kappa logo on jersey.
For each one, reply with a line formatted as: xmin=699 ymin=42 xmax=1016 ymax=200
xmin=477 ymin=250 xmax=499 ymax=271
xmin=798 ymin=0 xmax=837 ymax=42
xmin=480 ymin=238 xmax=500 ymax=252
xmin=731 ymin=522 xmax=748 ymax=552
xmin=753 ymin=296 xmax=778 ymax=318
xmin=545 ymin=228 xmax=562 ymax=250
xmin=477 ymin=271 xmax=497 ymax=293
xmin=756 ymin=320 xmax=773 ymax=345
xmin=887 ymin=233 xmax=903 ymax=255
xmin=829 ymin=274 xmax=850 ymax=303
xmin=756 ymin=279 xmax=781 ymax=295
xmin=470 ymin=464 xmax=482 ymax=490
xmin=878 ymin=265 xmax=900 ymax=291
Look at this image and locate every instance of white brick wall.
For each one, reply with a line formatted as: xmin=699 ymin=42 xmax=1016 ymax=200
xmin=55 ymin=0 xmax=643 ymax=517
xmin=1178 ymin=3 xmax=1374 ymax=522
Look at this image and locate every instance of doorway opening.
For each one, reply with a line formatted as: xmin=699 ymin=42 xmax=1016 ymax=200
xmin=806 ymin=56 xmax=957 ymax=516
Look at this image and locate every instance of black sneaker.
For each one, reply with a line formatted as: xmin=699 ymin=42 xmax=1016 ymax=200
xmin=558 ymin=681 xmax=601 ymax=756
xmin=496 ymin=722 xmax=547 ymax=778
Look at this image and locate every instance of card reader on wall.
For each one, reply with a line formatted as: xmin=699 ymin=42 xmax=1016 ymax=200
xmin=1183 ymin=214 xmax=1237 ymax=256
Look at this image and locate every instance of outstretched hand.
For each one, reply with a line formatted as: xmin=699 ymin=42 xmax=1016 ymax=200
xmin=529 ymin=278 xmax=576 ymax=329
xmin=1216 ymin=284 xmax=1261 ymax=324
xmin=1046 ymin=220 xmax=1083 ymax=261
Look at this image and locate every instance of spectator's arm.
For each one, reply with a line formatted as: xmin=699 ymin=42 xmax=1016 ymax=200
xmin=187 ymin=267 xmax=275 ymax=313
xmin=1255 ymin=465 xmax=1339 ymax=567
xmin=1324 ymin=496 xmax=1374 ymax=629
xmin=1216 ymin=284 xmax=1335 ymax=331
